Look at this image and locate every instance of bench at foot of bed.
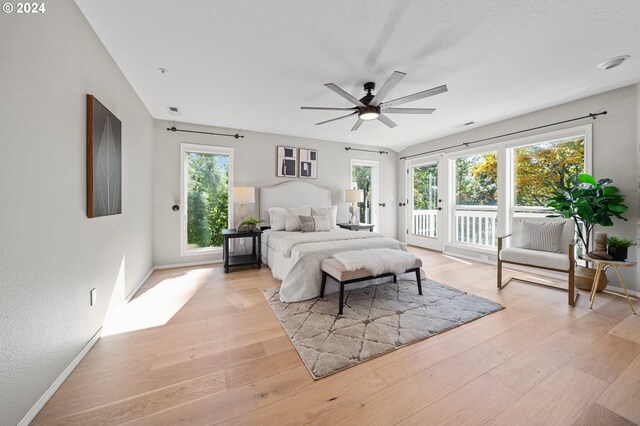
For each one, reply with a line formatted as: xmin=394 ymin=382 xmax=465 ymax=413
xmin=320 ymin=257 xmax=425 ymax=315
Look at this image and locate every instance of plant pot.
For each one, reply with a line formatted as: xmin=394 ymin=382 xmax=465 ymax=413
xmin=247 ymin=223 xmax=256 ymax=232
xmin=607 ymin=246 xmax=628 ymax=262
xmin=574 ymin=265 xmax=609 ymax=292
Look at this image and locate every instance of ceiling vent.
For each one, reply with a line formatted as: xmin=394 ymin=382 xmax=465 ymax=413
xmin=597 ymin=55 xmax=630 ymax=70
xmin=168 ymin=106 xmax=180 ymax=114
xmin=464 ymin=121 xmax=475 ymax=126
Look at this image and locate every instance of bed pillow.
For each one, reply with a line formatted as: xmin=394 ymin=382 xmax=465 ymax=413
xmin=285 ymin=206 xmax=311 ymax=231
xmin=311 ymin=206 xmax=338 ymax=229
xmin=313 ymin=215 xmax=332 ymax=232
xmin=520 ymin=221 xmax=565 ymax=253
xmin=299 ymin=215 xmax=315 ymax=233
xmin=268 ymin=207 xmax=287 ymax=231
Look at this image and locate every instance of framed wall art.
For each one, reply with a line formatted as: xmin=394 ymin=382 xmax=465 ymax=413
xmin=276 ymin=146 xmax=297 ymax=177
xmin=87 ymin=94 xmax=122 ymax=218
xmin=299 ymin=148 xmax=318 ymax=179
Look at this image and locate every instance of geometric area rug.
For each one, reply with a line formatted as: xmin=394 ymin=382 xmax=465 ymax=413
xmin=262 ymin=279 xmax=503 ymax=379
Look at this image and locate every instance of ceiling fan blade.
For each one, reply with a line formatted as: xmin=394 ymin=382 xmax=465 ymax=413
xmin=380 ymin=84 xmax=448 ymax=108
xmin=351 ymin=119 xmax=364 ymax=132
xmin=315 ymin=111 xmax=358 ymax=126
xmin=382 ymin=107 xmax=436 ymax=114
xmin=370 ymin=71 xmax=406 ymax=107
xmin=301 ymin=106 xmax=358 ymax=111
xmin=324 ymin=83 xmax=366 ymax=107
xmin=377 ymin=114 xmax=397 ymax=128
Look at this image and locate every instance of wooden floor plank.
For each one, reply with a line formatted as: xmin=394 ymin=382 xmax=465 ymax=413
xmin=597 ymin=353 xmax=640 ymax=424
xmin=572 ymin=403 xmax=636 ymax=426
xmin=572 ymin=334 xmax=640 ymax=383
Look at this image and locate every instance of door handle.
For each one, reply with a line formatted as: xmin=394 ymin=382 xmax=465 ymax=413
xmin=437 ymin=207 xmax=442 ymax=211
xmin=379 ymin=203 xmax=386 ymax=207
xmin=398 ymin=202 xmax=406 ymax=207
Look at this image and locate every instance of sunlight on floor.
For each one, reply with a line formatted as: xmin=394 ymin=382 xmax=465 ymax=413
xmin=442 ymin=254 xmax=473 ymax=265
xmin=102 ymin=268 xmax=210 ymax=336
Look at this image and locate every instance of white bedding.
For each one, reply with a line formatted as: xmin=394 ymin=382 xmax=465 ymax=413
xmin=262 ymin=229 xmax=405 ymax=302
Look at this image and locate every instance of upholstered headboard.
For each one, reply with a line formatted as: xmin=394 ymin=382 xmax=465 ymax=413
xmin=260 ymin=181 xmax=332 ymax=225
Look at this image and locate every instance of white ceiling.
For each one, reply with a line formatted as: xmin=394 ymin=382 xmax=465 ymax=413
xmin=75 ymin=0 xmax=640 ymax=151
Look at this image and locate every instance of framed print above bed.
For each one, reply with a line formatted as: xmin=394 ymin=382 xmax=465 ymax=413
xmin=299 ymin=148 xmax=317 ymax=179
xmin=276 ymin=146 xmax=297 ymax=177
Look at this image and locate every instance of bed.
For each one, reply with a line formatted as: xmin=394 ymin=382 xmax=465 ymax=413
xmin=260 ymin=181 xmax=406 ymax=302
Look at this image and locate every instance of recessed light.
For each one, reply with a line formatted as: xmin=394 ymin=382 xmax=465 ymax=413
xmin=597 ymin=55 xmax=630 ymax=70
xmin=168 ymin=106 xmax=180 ymax=114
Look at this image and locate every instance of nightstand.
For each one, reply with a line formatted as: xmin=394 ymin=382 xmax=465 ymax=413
xmin=222 ymin=229 xmax=262 ymax=273
xmin=337 ymin=223 xmax=375 ymax=232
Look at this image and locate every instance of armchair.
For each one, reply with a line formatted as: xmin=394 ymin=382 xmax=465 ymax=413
xmin=497 ymin=217 xmax=577 ymax=306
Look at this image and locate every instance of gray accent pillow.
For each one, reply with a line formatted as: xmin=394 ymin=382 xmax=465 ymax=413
xmin=522 ymin=221 xmax=565 ymax=253
xmin=313 ymin=215 xmax=332 ymax=232
xmin=299 ymin=215 xmax=315 ymax=233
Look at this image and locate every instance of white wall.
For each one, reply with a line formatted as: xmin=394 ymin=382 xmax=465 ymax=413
xmin=154 ymin=121 xmax=398 ymax=266
xmin=0 ymin=2 xmax=155 ymax=424
xmin=398 ymin=84 xmax=639 ymax=292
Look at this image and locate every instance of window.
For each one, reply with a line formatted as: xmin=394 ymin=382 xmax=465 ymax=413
xmin=452 ymin=151 xmax=498 ymax=247
xmin=350 ymin=159 xmax=379 ymax=226
xmin=411 ymin=163 xmax=439 ymax=237
xmin=180 ymin=144 xmax=233 ymax=256
xmin=511 ymin=135 xmax=585 ymax=214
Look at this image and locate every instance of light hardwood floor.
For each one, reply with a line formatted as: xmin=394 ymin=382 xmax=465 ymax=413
xmin=33 ymin=247 xmax=640 ymax=425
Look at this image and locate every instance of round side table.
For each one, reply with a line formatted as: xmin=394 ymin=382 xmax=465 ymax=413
xmin=582 ymin=255 xmax=636 ymax=314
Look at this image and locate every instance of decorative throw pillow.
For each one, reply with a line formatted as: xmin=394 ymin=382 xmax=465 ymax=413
xmin=299 ymin=215 xmax=315 ymax=233
xmin=311 ymin=206 xmax=338 ymax=229
xmin=285 ymin=206 xmax=311 ymax=231
xmin=313 ymin=215 xmax=332 ymax=232
xmin=522 ymin=221 xmax=565 ymax=253
xmin=268 ymin=207 xmax=287 ymax=231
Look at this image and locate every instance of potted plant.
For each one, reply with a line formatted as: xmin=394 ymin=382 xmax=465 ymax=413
xmin=606 ymin=236 xmax=635 ymax=261
xmin=238 ymin=217 xmax=263 ymax=232
xmin=547 ymin=173 xmax=628 ymax=291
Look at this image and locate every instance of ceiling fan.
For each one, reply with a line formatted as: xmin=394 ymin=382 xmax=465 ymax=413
xmin=301 ymin=71 xmax=447 ymax=131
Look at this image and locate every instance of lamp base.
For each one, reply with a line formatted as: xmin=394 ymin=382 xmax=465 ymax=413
xmin=237 ymin=203 xmax=248 ymax=228
xmin=349 ymin=204 xmax=360 ymax=225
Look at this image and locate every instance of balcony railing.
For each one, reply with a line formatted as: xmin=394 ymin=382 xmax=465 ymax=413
xmin=412 ymin=210 xmax=438 ymax=238
xmin=454 ymin=206 xmax=498 ymax=247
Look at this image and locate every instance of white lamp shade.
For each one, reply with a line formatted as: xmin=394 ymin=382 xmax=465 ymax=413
xmin=345 ymin=189 xmax=364 ymax=203
xmin=233 ymin=186 xmax=255 ymax=204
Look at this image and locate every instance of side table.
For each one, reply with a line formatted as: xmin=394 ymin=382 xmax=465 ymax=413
xmin=582 ymin=255 xmax=636 ymax=314
xmin=337 ymin=223 xmax=375 ymax=232
xmin=222 ymin=229 xmax=262 ymax=273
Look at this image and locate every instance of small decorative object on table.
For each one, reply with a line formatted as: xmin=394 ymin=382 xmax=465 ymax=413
xmin=222 ymin=228 xmax=262 ymax=273
xmin=606 ymin=235 xmax=636 ymax=261
xmin=237 ymin=217 xmax=263 ymax=232
xmin=345 ymin=189 xmax=364 ymax=225
xmin=588 ymin=232 xmax=612 ymax=260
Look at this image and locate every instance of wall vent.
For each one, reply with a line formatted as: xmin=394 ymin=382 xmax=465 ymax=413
xmin=168 ymin=106 xmax=180 ymax=114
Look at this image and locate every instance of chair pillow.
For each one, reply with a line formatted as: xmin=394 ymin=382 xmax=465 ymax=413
xmin=313 ymin=215 xmax=332 ymax=232
xmin=311 ymin=206 xmax=338 ymax=229
xmin=268 ymin=207 xmax=287 ymax=231
xmin=285 ymin=206 xmax=311 ymax=231
xmin=521 ymin=221 xmax=565 ymax=253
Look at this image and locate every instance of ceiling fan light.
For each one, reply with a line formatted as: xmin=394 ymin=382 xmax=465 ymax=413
xmin=359 ymin=106 xmax=379 ymax=121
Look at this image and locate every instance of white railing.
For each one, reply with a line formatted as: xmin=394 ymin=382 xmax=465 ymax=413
xmin=454 ymin=206 xmax=498 ymax=247
xmin=412 ymin=210 xmax=438 ymax=238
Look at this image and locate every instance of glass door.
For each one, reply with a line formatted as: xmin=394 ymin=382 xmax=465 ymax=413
xmin=407 ymin=159 xmax=443 ymax=251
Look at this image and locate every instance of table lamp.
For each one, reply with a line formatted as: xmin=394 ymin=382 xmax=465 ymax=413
xmin=233 ymin=186 xmax=255 ymax=226
xmin=345 ymin=189 xmax=364 ymax=225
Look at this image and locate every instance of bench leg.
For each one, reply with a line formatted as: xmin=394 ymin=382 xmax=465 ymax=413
xmin=320 ymin=271 xmax=327 ymax=298
xmin=339 ymin=282 xmax=345 ymax=315
xmin=415 ymin=268 xmax=422 ymax=295
xmin=393 ymin=275 xmax=397 ymax=283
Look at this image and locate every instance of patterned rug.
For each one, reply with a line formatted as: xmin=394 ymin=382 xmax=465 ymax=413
xmin=263 ymin=279 xmax=503 ymax=379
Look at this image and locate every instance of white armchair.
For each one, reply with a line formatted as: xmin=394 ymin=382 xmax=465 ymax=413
xmin=497 ymin=217 xmax=576 ymax=306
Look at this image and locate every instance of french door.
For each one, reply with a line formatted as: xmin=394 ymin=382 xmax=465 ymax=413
xmin=406 ymin=158 xmax=444 ymax=251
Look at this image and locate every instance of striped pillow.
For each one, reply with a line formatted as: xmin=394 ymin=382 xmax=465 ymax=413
xmin=521 ymin=221 xmax=565 ymax=253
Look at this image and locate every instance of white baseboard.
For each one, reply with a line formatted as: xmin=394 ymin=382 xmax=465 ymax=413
xmin=154 ymin=259 xmax=223 ymax=270
xmin=18 ymin=328 xmax=102 ymax=426
xmin=605 ymin=285 xmax=640 ymax=299
xmin=125 ymin=266 xmax=155 ymax=302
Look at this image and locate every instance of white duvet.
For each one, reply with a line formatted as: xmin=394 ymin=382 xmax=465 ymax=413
xmin=264 ymin=229 xmax=405 ymax=302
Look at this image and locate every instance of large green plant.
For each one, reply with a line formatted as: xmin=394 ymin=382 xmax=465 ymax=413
xmin=546 ymin=173 xmax=628 ymax=255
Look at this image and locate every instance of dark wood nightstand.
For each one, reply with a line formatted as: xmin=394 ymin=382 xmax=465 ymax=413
xmin=337 ymin=223 xmax=375 ymax=232
xmin=222 ymin=229 xmax=262 ymax=273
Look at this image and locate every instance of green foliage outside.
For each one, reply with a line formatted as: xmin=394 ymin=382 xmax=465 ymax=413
xmin=352 ymin=165 xmax=372 ymax=223
xmin=455 ymin=151 xmax=498 ymax=206
xmin=187 ymin=152 xmax=229 ymax=249
xmin=412 ymin=164 xmax=438 ymax=210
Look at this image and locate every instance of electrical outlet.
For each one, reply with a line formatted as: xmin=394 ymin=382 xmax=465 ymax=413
xmin=90 ymin=288 xmax=97 ymax=306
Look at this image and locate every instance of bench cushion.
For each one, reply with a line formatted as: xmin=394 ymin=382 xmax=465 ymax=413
xmin=500 ymin=247 xmax=570 ymax=271
xmin=321 ymin=257 xmax=424 ymax=282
